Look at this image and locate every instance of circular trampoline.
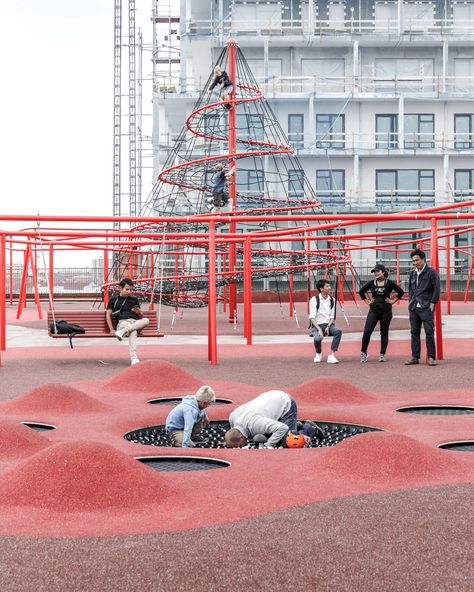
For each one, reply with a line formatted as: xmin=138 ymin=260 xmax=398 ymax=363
xmin=396 ymin=405 xmax=474 ymax=415
xmin=124 ymin=420 xmax=382 ymax=449
xmin=21 ymin=422 xmax=56 ymax=432
xmin=438 ymin=441 xmax=474 ymax=452
xmin=147 ymin=397 xmax=233 ymax=406
xmin=137 ymin=456 xmax=230 ymax=472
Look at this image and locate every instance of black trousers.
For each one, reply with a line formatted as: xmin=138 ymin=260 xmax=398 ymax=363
xmin=361 ymin=308 xmax=393 ymax=355
xmin=409 ymin=307 xmax=435 ymax=359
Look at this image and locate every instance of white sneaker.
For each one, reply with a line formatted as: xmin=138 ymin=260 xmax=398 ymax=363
xmin=131 ymin=357 xmax=140 ymax=365
xmin=327 ymin=353 xmax=339 ymax=364
xmin=114 ymin=329 xmax=125 ymax=341
xmin=313 ymin=353 xmax=322 ymax=363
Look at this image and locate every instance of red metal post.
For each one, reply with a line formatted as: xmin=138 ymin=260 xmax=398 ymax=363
xmin=16 ymin=247 xmax=30 ymax=319
xmin=28 ymin=244 xmax=43 ymax=320
xmin=48 ymin=244 xmax=54 ymax=310
xmin=0 ymin=234 xmax=6 ymax=353
xmin=103 ymin=244 xmax=109 ymax=308
xmin=289 ymin=255 xmax=294 ymax=317
xmin=148 ymin=252 xmax=155 ymax=311
xmin=208 ymin=221 xmax=218 ymax=364
xmin=227 ymin=38 xmax=238 ymax=324
xmin=445 ymin=219 xmax=451 ymax=314
xmin=396 ymin=250 xmax=401 ymax=306
xmin=243 ymin=237 xmax=252 ymax=344
xmin=222 ymin=251 xmax=227 ymax=313
xmin=9 ymin=242 xmax=13 ymax=305
xmin=430 ymin=218 xmax=443 ymax=360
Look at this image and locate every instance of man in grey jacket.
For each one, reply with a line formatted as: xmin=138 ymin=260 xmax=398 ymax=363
xmin=224 ymin=390 xmax=314 ymax=448
xmin=405 ymin=248 xmax=441 ymax=366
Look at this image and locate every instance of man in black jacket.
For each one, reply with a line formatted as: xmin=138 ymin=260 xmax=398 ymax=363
xmin=405 ymin=249 xmax=440 ymax=366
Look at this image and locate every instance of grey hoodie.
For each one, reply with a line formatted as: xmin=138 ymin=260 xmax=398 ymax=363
xmin=229 ymin=390 xmax=292 ymax=447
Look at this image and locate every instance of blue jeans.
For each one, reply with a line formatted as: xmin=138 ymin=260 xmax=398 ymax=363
xmin=311 ymin=323 xmax=342 ymax=354
xmin=279 ymin=397 xmax=297 ymax=432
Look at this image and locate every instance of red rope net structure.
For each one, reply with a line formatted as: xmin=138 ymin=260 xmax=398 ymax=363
xmin=106 ymin=40 xmax=349 ymax=308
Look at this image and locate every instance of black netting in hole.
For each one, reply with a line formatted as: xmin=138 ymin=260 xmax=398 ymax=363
xmin=439 ymin=441 xmax=474 ymax=452
xmin=22 ymin=422 xmax=56 ymax=432
xmin=137 ymin=457 xmax=230 ymax=472
xmin=397 ymin=406 xmax=474 ymax=415
xmin=124 ymin=420 xmax=381 ymax=449
xmin=147 ymin=397 xmax=233 ymax=407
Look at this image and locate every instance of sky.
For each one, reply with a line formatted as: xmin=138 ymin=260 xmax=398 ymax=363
xmin=0 ymin=0 xmax=154 ymax=265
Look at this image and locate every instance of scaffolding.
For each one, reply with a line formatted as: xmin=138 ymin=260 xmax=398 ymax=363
xmin=152 ymin=0 xmax=180 ymax=92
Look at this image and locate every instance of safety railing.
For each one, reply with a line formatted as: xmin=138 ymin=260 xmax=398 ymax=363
xmin=185 ymin=18 xmax=474 ymax=38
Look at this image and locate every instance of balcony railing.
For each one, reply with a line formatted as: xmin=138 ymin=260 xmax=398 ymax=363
xmin=186 ymin=18 xmax=474 ymax=38
xmin=155 ymin=74 xmax=474 ymax=98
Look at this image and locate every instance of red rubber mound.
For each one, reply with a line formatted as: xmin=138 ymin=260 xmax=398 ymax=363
xmin=0 ymin=420 xmax=51 ymax=458
xmin=104 ymin=359 xmax=204 ymax=393
xmin=289 ymin=377 xmax=375 ymax=404
xmin=0 ymin=441 xmax=171 ymax=511
xmin=2 ymin=383 xmax=110 ymax=413
xmin=319 ymin=432 xmax=472 ymax=486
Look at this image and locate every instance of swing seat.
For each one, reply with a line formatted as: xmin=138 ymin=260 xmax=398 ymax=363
xmin=47 ymin=310 xmax=164 ymax=339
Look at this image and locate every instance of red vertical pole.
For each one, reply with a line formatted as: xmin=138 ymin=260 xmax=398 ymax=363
xmin=9 ymin=242 xmax=13 ymax=305
xmin=222 ymin=252 xmax=227 ymax=313
xmin=174 ymin=246 xmax=180 ymax=314
xmin=430 ymin=218 xmax=443 ymax=360
xmin=227 ymin=38 xmax=238 ymax=324
xmin=0 ymin=234 xmax=6 ymax=353
xmin=289 ymin=255 xmax=294 ymax=317
xmin=349 ymin=263 xmax=357 ymax=302
xmin=28 ymin=245 xmax=43 ymax=320
xmin=243 ymin=237 xmax=252 ymax=345
xmin=48 ymin=245 xmax=54 ymax=310
xmin=16 ymin=247 xmax=30 ymax=319
xmin=396 ymin=250 xmax=401 ymax=305
xmin=305 ymin=230 xmax=311 ymax=314
xmin=149 ymin=252 xmax=155 ymax=311
xmin=208 ymin=221 xmax=218 ymax=364
xmin=103 ymin=243 xmax=109 ymax=308
xmin=446 ymin=219 xmax=451 ymax=315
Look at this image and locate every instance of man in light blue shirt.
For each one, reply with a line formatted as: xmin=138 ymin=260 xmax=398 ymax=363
xmin=165 ymin=386 xmax=216 ymax=448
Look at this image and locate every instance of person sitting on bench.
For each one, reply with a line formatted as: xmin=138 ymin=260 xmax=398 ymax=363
xmin=106 ymin=278 xmax=150 ymax=365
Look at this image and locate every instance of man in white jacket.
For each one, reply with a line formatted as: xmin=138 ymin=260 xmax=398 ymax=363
xmin=224 ymin=390 xmax=315 ymax=448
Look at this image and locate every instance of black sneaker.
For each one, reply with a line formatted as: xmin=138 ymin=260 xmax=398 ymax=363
xmin=303 ymin=420 xmax=326 ymax=439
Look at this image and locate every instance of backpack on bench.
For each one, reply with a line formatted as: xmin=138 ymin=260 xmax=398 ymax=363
xmin=49 ymin=319 xmax=86 ymax=349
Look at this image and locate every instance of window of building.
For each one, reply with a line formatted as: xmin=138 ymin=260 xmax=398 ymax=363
xmin=454 ymin=114 xmax=474 ymax=149
xmin=288 ymin=114 xmax=304 ymax=149
xmin=231 ymin=1 xmax=282 ymax=31
xmin=403 ymin=2 xmax=434 ymax=30
xmin=374 ymin=58 xmax=434 ymax=92
xmin=245 ymin=58 xmax=283 ymax=87
xmin=453 ymin=2 xmax=474 ymax=24
xmin=453 ymin=59 xmax=474 ymax=93
xmin=328 ymin=2 xmax=345 ymax=29
xmin=377 ymin=229 xmax=422 ymax=264
xmin=374 ymin=1 xmax=398 ymax=32
xmin=316 ymin=169 xmax=345 ymax=205
xmin=405 ymin=114 xmax=435 ymax=149
xmin=376 ymin=169 xmax=435 ymax=206
xmin=236 ymin=113 xmax=265 ymax=143
xmin=301 ymin=58 xmax=345 ymax=92
xmin=376 ymin=114 xmax=398 ymax=148
xmin=237 ymin=168 xmax=265 ymax=197
xmin=454 ymin=169 xmax=474 ymax=199
xmin=288 ymin=169 xmax=305 ymax=197
xmin=316 ymin=114 xmax=345 ymax=149
xmin=454 ymin=231 xmax=470 ymax=266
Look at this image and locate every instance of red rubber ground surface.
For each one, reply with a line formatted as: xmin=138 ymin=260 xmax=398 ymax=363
xmin=0 ymin=303 xmax=473 ymax=590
